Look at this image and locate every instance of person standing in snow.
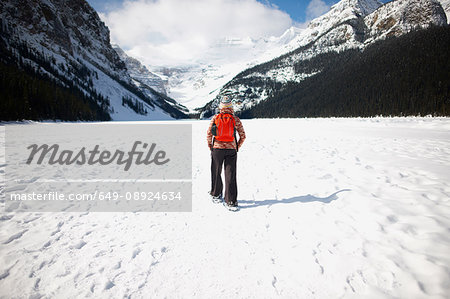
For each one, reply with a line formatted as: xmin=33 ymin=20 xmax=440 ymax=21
xmin=207 ymin=95 xmax=246 ymax=211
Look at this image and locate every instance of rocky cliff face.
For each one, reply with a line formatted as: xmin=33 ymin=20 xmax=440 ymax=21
xmin=113 ymin=45 xmax=167 ymax=96
xmin=1 ymin=0 xmax=128 ymax=79
xmin=438 ymin=0 xmax=450 ymax=22
xmin=200 ymin=0 xmax=447 ymax=117
xmin=295 ymin=0 xmax=382 ymax=47
xmin=0 ymin=0 xmax=187 ymax=120
xmin=365 ymin=0 xmax=447 ymax=41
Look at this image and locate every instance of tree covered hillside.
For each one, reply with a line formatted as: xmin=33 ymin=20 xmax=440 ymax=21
xmin=240 ymin=26 xmax=450 ymax=118
xmin=0 ymin=22 xmax=111 ymax=121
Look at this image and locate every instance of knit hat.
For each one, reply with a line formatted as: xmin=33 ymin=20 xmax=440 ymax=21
xmin=219 ymin=95 xmax=233 ymax=109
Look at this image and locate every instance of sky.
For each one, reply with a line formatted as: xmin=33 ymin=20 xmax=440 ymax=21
xmin=88 ymin=0 xmax=343 ymax=24
xmin=86 ymin=0 xmax=389 ymax=67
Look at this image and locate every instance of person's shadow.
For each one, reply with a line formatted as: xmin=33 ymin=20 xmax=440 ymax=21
xmin=239 ymin=189 xmax=351 ymax=209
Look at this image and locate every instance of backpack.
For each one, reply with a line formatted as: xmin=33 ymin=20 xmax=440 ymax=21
xmin=212 ymin=113 xmax=236 ymax=142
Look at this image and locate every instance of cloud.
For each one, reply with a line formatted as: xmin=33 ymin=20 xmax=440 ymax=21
xmin=306 ymin=0 xmax=331 ymax=21
xmin=101 ymin=0 xmax=293 ymax=67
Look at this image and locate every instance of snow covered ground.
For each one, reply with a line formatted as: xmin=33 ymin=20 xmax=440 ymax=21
xmin=1 ymin=117 xmax=450 ymax=298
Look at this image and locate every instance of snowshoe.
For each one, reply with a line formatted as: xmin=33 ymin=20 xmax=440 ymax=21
xmin=209 ymin=191 xmax=222 ymax=204
xmin=223 ymin=201 xmax=239 ymax=212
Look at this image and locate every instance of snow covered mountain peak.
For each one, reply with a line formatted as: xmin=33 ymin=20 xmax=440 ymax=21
xmin=152 ymin=25 xmax=306 ymax=111
xmin=365 ymin=0 xmax=447 ymax=41
xmin=277 ymin=26 xmax=305 ymax=43
xmin=298 ymin=0 xmax=382 ymax=47
xmin=329 ymin=0 xmax=382 ymax=16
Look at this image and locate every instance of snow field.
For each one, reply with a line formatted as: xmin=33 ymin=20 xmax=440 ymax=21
xmin=0 ymin=117 xmax=449 ymax=298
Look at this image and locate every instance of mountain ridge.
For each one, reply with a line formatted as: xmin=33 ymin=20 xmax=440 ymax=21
xmin=239 ymin=26 xmax=450 ymax=118
xmin=199 ymin=0 xmax=447 ymax=118
xmin=0 ymin=0 xmax=188 ymax=121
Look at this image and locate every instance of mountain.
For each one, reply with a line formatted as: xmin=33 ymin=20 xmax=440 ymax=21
xmin=149 ymin=26 xmax=306 ymax=112
xmin=0 ymin=0 xmax=188 ymax=121
xmin=199 ymin=0 xmax=447 ymax=118
xmin=240 ymin=26 xmax=450 ymax=118
xmin=439 ymin=0 xmax=450 ymax=21
xmin=287 ymin=0 xmax=381 ymax=49
xmin=113 ymin=45 xmax=167 ymax=95
xmin=112 ymin=45 xmax=189 ymax=119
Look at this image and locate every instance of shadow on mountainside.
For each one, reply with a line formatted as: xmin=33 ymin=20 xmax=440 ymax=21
xmin=239 ymin=189 xmax=351 ymax=209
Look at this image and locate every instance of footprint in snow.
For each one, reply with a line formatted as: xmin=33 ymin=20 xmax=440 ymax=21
xmin=94 ymin=250 xmax=106 ymax=258
xmin=23 ymin=216 xmax=41 ymax=224
xmin=0 ymin=215 xmax=14 ymax=221
xmin=132 ymin=248 xmax=142 ymax=259
xmin=34 ymin=278 xmax=41 ymax=290
xmin=104 ymin=280 xmax=115 ymax=290
xmin=319 ymin=174 xmax=332 ymax=180
xmin=151 ymin=247 xmax=168 ymax=260
xmin=386 ymin=215 xmax=398 ymax=223
xmin=42 ymin=240 xmax=52 ymax=249
xmin=71 ymin=240 xmax=87 ymax=250
xmin=50 ymin=221 xmax=64 ymax=236
xmin=16 ymin=177 xmax=39 ymax=184
xmin=113 ymin=261 xmax=122 ymax=270
xmin=312 ymin=250 xmax=324 ymax=275
xmin=6 ymin=184 xmax=27 ymax=192
xmin=3 ymin=230 xmax=28 ymax=244
xmin=0 ymin=269 xmax=10 ymax=281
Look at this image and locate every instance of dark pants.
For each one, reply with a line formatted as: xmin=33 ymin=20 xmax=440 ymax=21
xmin=210 ymin=148 xmax=238 ymax=205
